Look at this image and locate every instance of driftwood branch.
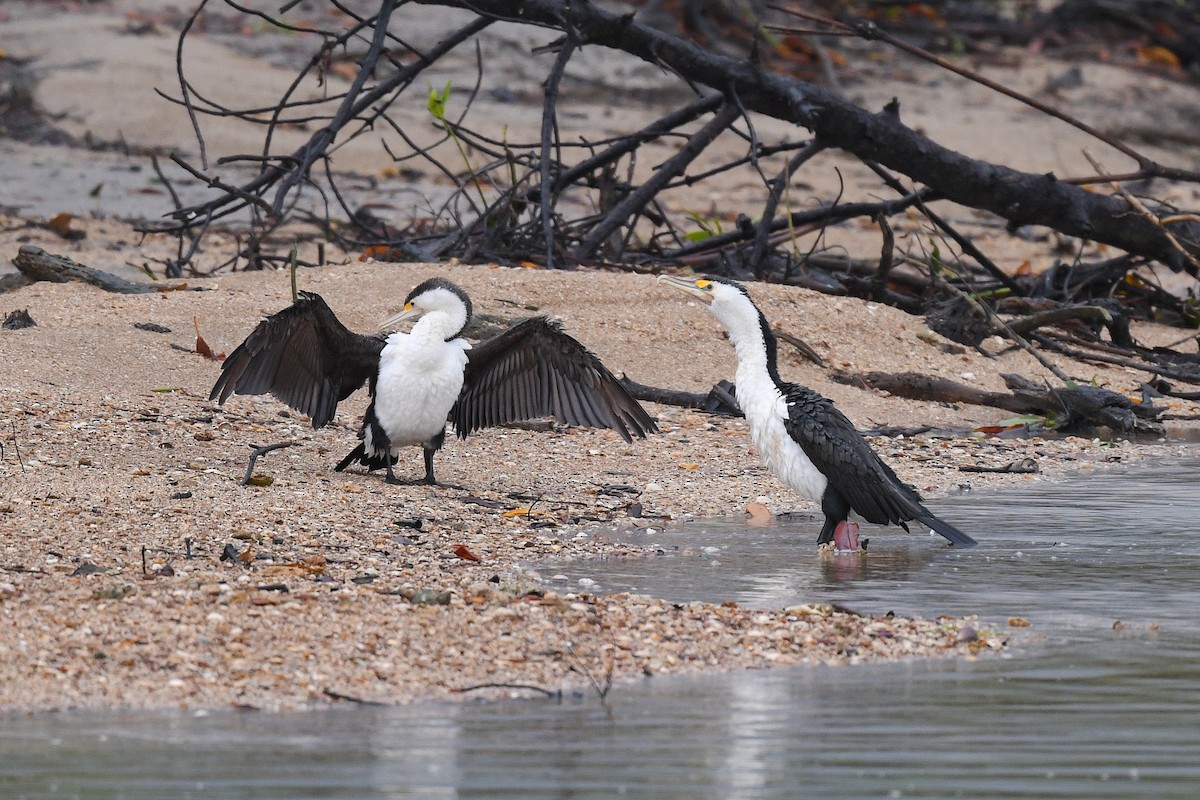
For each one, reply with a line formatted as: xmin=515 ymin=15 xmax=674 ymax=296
xmin=838 ymin=369 xmax=1163 ymax=434
xmin=620 ymin=377 xmax=741 ymax=416
xmin=240 ymin=441 xmax=295 ymax=486
xmin=10 ymin=246 xmax=171 ymax=294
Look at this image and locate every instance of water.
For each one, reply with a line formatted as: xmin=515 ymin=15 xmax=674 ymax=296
xmin=3 ymin=460 xmax=1200 ymax=799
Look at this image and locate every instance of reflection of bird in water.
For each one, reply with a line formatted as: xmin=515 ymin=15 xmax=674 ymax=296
xmin=659 ymin=275 xmax=976 ymax=549
xmin=211 ymin=278 xmax=657 ymax=485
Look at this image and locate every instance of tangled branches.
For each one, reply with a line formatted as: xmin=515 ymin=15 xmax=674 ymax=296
xmin=145 ymin=0 xmax=1200 ymax=321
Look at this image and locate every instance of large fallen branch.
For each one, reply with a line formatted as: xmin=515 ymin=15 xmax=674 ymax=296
xmin=10 ymin=246 xmax=163 ymax=294
xmin=415 ymin=0 xmax=1200 ymax=271
xmin=838 ymin=369 xmax=1163 ymax=434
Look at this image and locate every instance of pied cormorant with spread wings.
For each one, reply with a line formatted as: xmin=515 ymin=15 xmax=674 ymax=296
xmin=659 ymin=274 xmax=975 ymax=549
xmin=210 ymin=277 xmax=657 ymax=485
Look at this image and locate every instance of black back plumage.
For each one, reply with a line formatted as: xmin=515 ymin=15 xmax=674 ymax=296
xmin=782 ymin=385 xmax=925 ymax=527
xmin=209 ymin=291 xmax=384 ymax=429
xmin=781 ymin=384 xmax=975 ymax=545
xmin=452 ymin=317 xmax=657 ymax=442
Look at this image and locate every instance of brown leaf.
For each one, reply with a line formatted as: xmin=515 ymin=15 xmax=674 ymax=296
xmin=1137 ymin=45 xmax=1181 ymax=70
xmin=359 ymin=244 xmax=391 ymax=261
xmin=193 ymin=317 xmax=225 ymax=360
xmin=452 ymin=544 xmax=482 ymax=562
xmin=47 ymin=212 xmax=76 ymax=239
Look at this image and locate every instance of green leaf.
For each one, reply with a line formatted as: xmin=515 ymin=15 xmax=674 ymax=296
xmin=427 ymin=80 xmax=451 ymax=122
xmin=929 ymin=242 xmax=943 ymax=273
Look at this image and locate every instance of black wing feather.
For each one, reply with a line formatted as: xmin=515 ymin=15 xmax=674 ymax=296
xmin=452 ymin=317 xmax=657 ymax=441
xmin=781 ymin=383 xmax=975 ymax=545
xmin=209 ymin=291 xmax=385 ymax=428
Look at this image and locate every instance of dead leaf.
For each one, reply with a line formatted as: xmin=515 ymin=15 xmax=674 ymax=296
xmin=1137 ymin=44 xmax=1181 ymax=70
xmin=194 ymin=317 xmax=225 ymax=360
xmin=452 ymin=544 xmax=481 ymax=562
xmin=679 ymin=463 xmax=700 ymax=470
xmin=47 ymin=212 xmax=73 ymax=236
xmin=359 ymin=244 xmax=391 ymax=261
xmin=501 ymin=507 xmax=555 ymax=518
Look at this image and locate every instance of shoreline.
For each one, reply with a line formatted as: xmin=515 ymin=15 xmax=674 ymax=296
xmin=2 ymin=248 xmax=1195 ymax=713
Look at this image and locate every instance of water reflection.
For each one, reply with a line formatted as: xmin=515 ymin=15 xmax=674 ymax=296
xmin=3 ymin=460 xmax=1199 ymax=799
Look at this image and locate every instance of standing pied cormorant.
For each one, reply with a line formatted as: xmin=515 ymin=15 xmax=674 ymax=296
xmin=210 ymin=277 xmax=657 ymax=485
xmin=659 ymin=275 xmax=975 ymax=549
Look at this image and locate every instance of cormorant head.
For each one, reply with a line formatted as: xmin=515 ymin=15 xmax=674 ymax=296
xmin=379 ymin=278 xmax=473 ymax=338
xmin=658 ymin=274 xmax=778 ymax=373
xmin=657 ymin=274 xmax=760 ymax=324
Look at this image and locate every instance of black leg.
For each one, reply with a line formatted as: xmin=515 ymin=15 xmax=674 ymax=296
xmin=384 ymin=455 xmax=402 ymax=485
xmin=422 ymin=447 xmax=437 ymax=485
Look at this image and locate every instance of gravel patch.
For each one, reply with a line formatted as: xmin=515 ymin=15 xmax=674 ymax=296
xmin=2 ymin=222 xmax=1196 ymax=711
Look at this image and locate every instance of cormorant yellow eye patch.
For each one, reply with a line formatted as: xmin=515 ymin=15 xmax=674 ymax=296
xmin=404 ymin=301 xmax=413 ymax=311
xmin=695 ymin=279 xmax=712 ymax=289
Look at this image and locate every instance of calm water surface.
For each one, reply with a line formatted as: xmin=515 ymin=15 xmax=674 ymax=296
xmin=3 ymin=460 xmax=1200 ymax=799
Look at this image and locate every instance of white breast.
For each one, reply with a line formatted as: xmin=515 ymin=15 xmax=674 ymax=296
xmin=735 ymin=368 xmax=829 ymax=504
xmin=370 ymin=331 xmax=470 ymax=453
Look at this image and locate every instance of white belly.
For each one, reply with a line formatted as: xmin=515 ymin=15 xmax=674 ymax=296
xmin=737 ymin=372 xmax=828 ymax=504
xmin=369 ymin=332 xmax=469 ymax=453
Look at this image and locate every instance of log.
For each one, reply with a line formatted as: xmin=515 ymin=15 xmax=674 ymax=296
xmin=11 ymin=246 xmax=161 ymax=294
xmin=838 ymin=369 xmax=1164 ymax=435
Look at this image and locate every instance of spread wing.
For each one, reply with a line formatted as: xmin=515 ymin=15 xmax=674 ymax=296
xmin=781 ymin=384 xmax=926 ymax=527
xmin=451 ymin=317 xmax=657 ymax=442
xmin=209 ymin=291 xmax=384 ymax=428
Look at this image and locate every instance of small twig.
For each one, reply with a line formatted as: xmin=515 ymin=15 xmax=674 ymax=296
xmin=175 ymin=0 xmax=211 ymax=170
xmin=140 ymin=545 xmax=175 ymax=576
xmin=863 ymin=159 xmax=1023 ymax=294
xmin=1006 ymin=305 xmax=1114 ymax=336
xmin=539 ymin=36 xmax=578 ymax=269
xmin=774 ymin=329 xmax=825 ymax=367
xmin=454 ymin=682 xmax=562 ymax=699
xmin=288 ymin=243 xmax=298 ymax=302
xmin=241 ymin=441 xmax=295 ymax=485
xmin=562 ymin=642 xmax=612 ymax=705
xmin=6 ymin=419 xmax=25 ymax=473
xmin=1032 ymin=333 xmax=1200 ymax=385
xmin=751 ymin=140 xmax=824 ymax=277
xmin=577 ymin=101 xmax=742 ymax=259
xmin=323 ymin=688 xmax=390 ymax=706
xmin=871 ymin=211 xmax=895 ymax=301
xmin=1082 ymin=149 xmax=1200 ymax=275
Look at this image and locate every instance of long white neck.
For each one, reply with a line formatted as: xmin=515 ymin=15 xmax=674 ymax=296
xmin=710 ymin=300 xmax=779 ymax=391
xmin=410 ymin=308 xmax=467 ymax=343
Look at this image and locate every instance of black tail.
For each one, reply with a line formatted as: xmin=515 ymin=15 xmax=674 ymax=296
xmin=334 ymin=444 xmax=365 ymax=472
xmin=334 ymin=443 xmax=394 ymax=473
xmin=916 ymin=512 xmax=977 ymax=547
